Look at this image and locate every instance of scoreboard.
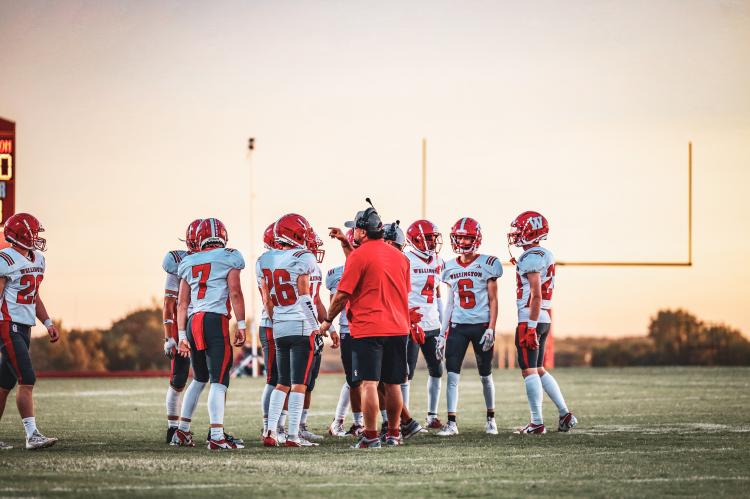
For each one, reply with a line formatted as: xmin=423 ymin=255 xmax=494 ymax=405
xmin=0 ymin=118 xmax=15 ymax=224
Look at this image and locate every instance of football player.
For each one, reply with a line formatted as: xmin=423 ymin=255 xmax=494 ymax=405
xmin=508 ymin=211 xmax=576 ymax=434
xmin=0 ymin=213 xmax=59 ymax=450
xmin=382 ymin=221 xmax=426 ymax=442
xmin=326 ymin=228 xmax=364 ymax=437
xmin=299 ymin=229 xmax=330 ymax=442
xmin=257 ymin=223 xmax=279 ymax=438
xmin=259 ymin=214 xmax=339 ymax=447
xmin=405 ymin=219 xmax=446 ymax=430
xmin=173 ymin=218 xmax=247 ymax=450
xmin=161 ymin=219 xmax=201 ymax=444
xmin=436 ymin=217 xmax=502 ymax=436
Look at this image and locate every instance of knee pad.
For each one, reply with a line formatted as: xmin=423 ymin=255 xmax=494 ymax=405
xmin=427 ymin=361 xmax=443 ymax=378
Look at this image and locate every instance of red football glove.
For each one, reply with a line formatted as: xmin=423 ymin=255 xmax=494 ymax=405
xmin=410 ymin=323 xmax=426 ymax=345
xmin=519 ymin=325 xmax=539 ymax=350
xmin=409 ymin=306 xmax=423 ymax=326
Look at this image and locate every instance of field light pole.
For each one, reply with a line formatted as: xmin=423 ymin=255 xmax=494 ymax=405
xmin=247 ymin=137 xmax=258 ymax=378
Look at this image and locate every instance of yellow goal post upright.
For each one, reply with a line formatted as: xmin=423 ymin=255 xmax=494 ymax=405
xmin=420 ymin=140 xmax=693 ymax=367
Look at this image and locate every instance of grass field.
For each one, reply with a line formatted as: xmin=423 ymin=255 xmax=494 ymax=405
xmin=1 ymin=367 xmax=749 ymax=498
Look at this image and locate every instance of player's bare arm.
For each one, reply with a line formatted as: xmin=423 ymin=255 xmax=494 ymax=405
xmin=315 ymin=289 xmax=339 ymax=349
xmin=328 ymin=227 xmax=353 ymax=257
xmin=176 ymin=278 xmax=191 ymax=357
xmin=260 ymin=279 xmax=274 ymax=320
xmin=227 ymin=268 xmax=246 ymax=347
xmin=526 ymin=272 xmax=542 ymax=323
xmin=34 ymin=294 xmax=59 ymax=343
xmin=162 ymin=292 xmax=177 ymax=341
xmin=320 ymin=290 xmax=350 ymax=336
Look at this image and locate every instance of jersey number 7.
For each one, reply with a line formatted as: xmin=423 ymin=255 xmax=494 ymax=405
xmin=192 ymin=264 xmax=212 ymax=299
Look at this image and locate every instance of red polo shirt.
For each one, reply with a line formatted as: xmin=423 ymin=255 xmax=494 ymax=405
xmin=336 ymin=239 xmax=410 ymax=338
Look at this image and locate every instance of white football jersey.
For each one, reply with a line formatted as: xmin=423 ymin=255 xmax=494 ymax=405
xmin=515 ymin=246 xmax=555 ymax=323
xmin=325 ymin=265 xmax=349 ymax=331
xmin=178 ymin=247 xmax=245 ymax=316
xmin=441 ymin=254 xmax=503 ymax=325
xmin=0 ymin=248 xmax=46 ymax=326
xmin=255 ymin=254 xmax=272 ymax=328
xmin=406 ymin=251 xmax=444 ymax=331
xmin=310 ymin=263 xmax=323 ymax=317
xmin=163 ymin=250 xmax=194 ymax=316
xmin=256 ymin=248 xmax=318 ymax=327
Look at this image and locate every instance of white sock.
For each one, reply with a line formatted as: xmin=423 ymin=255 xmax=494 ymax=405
xmin=541 ymin=373 xmax=569 ymax=416
xmin=480 ymin=375 xmax=495 ymax=411
xmin=335 ymin=383 xmax=350 ymax=422
xmin=447 ymin=372 xmax=460 ymax=414
xmin=261 ymin=384 xmax=274 ymax=431
xmin=207 ymin=383 xmax=227 ymax=428
xmin=279 ymin=410 xmax=288 ymax=429
xmin=400 ymin=382 xmax=410 ymax=410
xmin=287 ymin=392 xmax=305 ymax=439
xmin=210 ymin=427 xmax=224 ymax=440
xmin=301 ymin=408 xmax=309 ymax=426
xmin=166 ymin=387 xmax=181 ymax=427
xmin=267 ymin=389 xmax=286 ymax=434
xmin=427 ymin=376 xmax=441 ymax=415
xmin=380 ymin=409 xmax=388 ymax=424
xmin=524 ymin=374 xmax=544 ymax=425
xmin=178 ymin=380 xmax=206 ymax=430
xmin=22 ymin=417 xmax=37 ymax=438
xmin=353 ymin=412 xmax=363 ymax=425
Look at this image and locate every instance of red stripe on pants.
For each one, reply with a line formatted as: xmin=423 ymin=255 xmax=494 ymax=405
xmin=302 ymin=334 xmax=315 ymax=384
xmin=219 ymin=316 xmax=231 ymax=384
xmin=191 ymin=312 xmax=206 ymax=350
xmin=0 ymin=321 xmax=22 ymax=384
xmin=266 ymin=328 xmax=275 ymax=384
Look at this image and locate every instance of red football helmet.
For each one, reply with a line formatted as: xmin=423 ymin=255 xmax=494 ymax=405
xmin=407 ymin=219 xmax=442 ymax=258
xmin=450 ymin=217 xmax=482 ymax=254
xmin=306 ymin=230 xmax=325 ymax=263
xmin=4 ymin=213 xmax=46 ymax=252
xmin=196 ymin=218 xmax=228 ymax=249
xmin=263 ymin=223 xmax=276 ymax=250
xmin=185 ymin=219 xmax=203 ymax=252
xmin=346 ymin=228 xmax=360 ymax=249
xmin=508 ymin=211 xmax=549 ymax=247
xmin=274 ymin=213 xmax=316 ymax=250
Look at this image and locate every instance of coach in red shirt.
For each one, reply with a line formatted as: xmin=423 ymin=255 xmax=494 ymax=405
xmin=319 ymin=203 xmax=410 ymax=448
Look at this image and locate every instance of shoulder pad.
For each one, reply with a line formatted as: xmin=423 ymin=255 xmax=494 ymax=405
xmin=0 ymin=250 xmax=15 ymax=267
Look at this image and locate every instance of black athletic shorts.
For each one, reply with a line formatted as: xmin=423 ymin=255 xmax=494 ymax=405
xmin=339 ymin=333 xmax=360 ymax=388
xmin=445 ymin=323 xmax=494 ymax=376
xmin=352 ymin=335 xmax=408 ymax=385
xmin=259 ymin=326 xmax=278 ymax=386
xmin=515 ymin=322 xmax=551 ymax=370
xmin=0 ymin=322 xmax=35 ymax=389
xmin=275 ymin=334 xmax=315 ymax=387
xmin=170 ymin=353 xmax=191 ymax=390
xmin=406 ymin=336 xmax=419 ymax=381
xmin=307 ymin=352 xmax=322 ymax=391
xmin=187 ymin=312 xmax=233 ymax=387
xmin=419 ymin=329 xmax=443 ymax=378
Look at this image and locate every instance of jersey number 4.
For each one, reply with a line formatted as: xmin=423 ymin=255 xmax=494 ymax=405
xmin=420 ymin=275 xmax=436 ymax=304
xmin=17 ymin=275 xmax=44 ymax=305
xmin=262 ymin=269 xmax=297 ymax=306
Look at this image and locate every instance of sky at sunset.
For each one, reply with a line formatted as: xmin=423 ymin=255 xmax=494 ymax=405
xmin=1 ymin=0 xmax=748 ymax=337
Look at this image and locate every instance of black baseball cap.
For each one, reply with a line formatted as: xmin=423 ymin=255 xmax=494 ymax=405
xmin=344 ymin=199 xmax=383 ymax=232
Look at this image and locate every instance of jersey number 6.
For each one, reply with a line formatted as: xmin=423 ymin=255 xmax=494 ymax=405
xmin=457 ymin=278 xmax=476 ymax=309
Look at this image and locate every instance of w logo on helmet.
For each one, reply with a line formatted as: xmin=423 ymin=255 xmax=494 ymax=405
xmin=528 ymin=216 xmax=544 ymax=230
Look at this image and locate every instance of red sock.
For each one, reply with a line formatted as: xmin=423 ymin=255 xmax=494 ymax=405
xmin=364 ymin=430 xmax=379 ymax=440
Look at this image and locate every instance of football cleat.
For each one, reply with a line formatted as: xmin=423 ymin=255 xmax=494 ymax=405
xmin=25 ymin=430 xmax=58 ymax=450
xmin=206 ymin=430 xmax=244 ymax=446
xmin=400 ymin=419 xmax=426 ymax=440
xmin=0 ymin=441 xmax=13 ymax=450
xmin=379 ymin=421 xmax=388 ymax=442
xmin=558 ymin=412 xmax=577 ymax=432
xmin=170 ymin=429 xmax=195 ymax=447
xmin=300 ymin=424 xmax=324 ymax=442
xmin=262 ymin=431 xmax=279 ymax=447
xmin=345 ymin=423 xmax=364 ymax=437
xmin=328 ymin=420 xmax=347 ymax=437
xmin=352 ymin=435 xmax=382 ymax=449
xmin=208 ymin=438 xmax=244 ymax=450
xmin=384 ymin=435 xmax=401 ymax=446
xmin=426 ymin=417 xmax=443 ymax=430
xmin=485 ymin=418 xmax=499 ymax=435
xmin=166 ymin=426 xmax=178 ymax=444
xmin=437 ymin=421 xmax=459 ymax=436
xmin=514 ymin=423 xmax=547 ymax=435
